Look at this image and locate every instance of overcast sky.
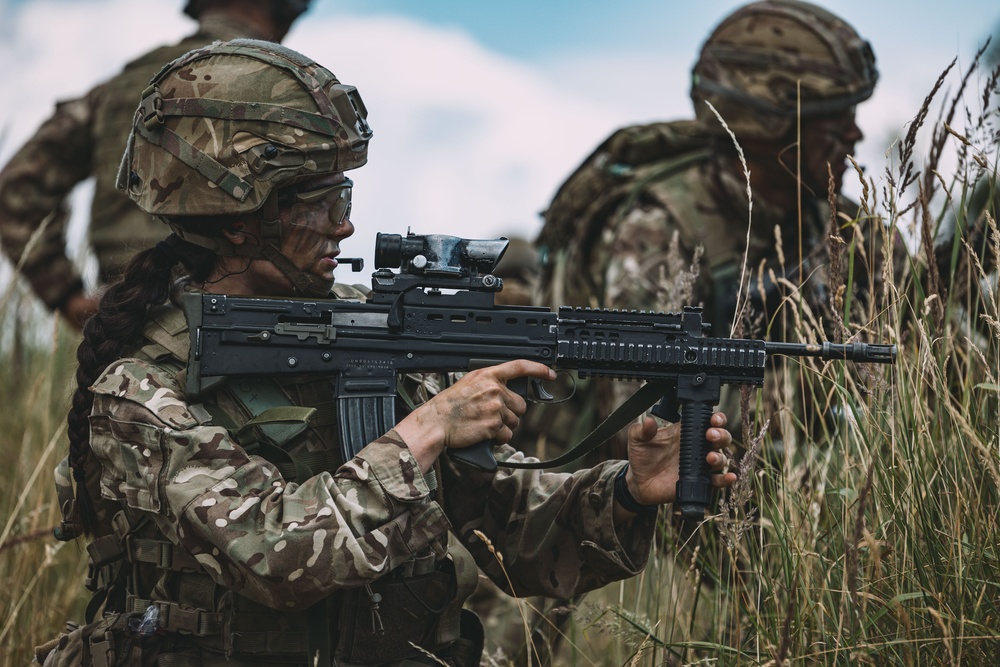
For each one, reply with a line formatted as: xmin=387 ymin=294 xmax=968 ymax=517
xmin=0 ymin=0 xmax=997 ymax=295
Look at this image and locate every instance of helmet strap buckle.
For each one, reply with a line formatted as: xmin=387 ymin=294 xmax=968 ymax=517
xmin=140 ymin=85 xmax=165 ymax=131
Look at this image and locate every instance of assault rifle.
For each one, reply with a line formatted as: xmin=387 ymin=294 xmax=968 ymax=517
xmin=183 ymin=231 xmax=895 ymax=520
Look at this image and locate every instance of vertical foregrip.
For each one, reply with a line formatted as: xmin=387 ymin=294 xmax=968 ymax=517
xmin=676 ymin=400 xmax=714 ymax=520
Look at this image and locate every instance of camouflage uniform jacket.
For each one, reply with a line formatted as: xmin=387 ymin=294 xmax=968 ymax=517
xmin=84 ymin=297 xmax=655 ymax=664
xmin=0 ymin=14 xmax=273 ymax=310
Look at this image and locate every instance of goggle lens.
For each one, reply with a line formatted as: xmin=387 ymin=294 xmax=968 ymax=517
xmin=280 ymin=178 xmax=353 ymax=228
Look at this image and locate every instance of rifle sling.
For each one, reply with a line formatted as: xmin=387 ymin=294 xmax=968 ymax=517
xmin=499 ymin=380 xmax=673 ymax=470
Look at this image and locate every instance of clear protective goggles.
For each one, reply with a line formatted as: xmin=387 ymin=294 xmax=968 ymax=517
xmin=278 ymin=177 xmax=353 ymax=231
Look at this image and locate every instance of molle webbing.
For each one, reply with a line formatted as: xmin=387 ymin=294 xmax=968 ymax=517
xmin=125 ymin=596 xmax=222 ymax=637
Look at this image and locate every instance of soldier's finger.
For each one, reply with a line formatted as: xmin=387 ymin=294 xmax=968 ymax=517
xmin=491 ymin=359 xmax=556 ymax=382
xmin=712 ymin=471 xmax=738 ymax=488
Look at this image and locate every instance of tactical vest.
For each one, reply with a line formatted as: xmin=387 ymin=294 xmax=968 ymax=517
xmin=59 ymin=288 xmax=483 ymax=667
xmin=537 ymin=119 xmax=711 ymax=257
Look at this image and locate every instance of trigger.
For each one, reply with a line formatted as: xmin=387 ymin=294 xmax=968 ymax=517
xmin=530 ymin=378 xmax=554 ymax=401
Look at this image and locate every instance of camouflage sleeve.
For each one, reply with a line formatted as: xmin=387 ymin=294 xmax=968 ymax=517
xmin=0 ymin=86 xmax=101 ymax=309
xmin=88 ymin=358 xmax=452 ymax=611
xmin=440 ymin=447 xmax=656 ymax=598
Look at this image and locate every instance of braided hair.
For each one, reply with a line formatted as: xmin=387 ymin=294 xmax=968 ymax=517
xmin=66 ymin=232 xmax=217 ymax=536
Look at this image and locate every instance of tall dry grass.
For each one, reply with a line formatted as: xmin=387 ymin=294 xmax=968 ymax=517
xmin=0 ymin=296 xmax=90 ymax=667
xmin=544 ymin=55 xmax=1000 ymax=667
xmin=0 ymin=56 xmax=998 ymax=667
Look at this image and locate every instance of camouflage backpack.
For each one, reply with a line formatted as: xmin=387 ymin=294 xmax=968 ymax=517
xmin=536 ymin=119 xmax=712 ymax=270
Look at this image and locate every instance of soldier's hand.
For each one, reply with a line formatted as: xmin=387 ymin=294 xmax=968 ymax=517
xmin=619 ymin=412 xmax=735 ymax=513
xmin=394 ymin=360 xmax=556 ymax=472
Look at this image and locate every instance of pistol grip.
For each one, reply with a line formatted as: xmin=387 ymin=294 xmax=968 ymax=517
xmin=448 ymin=441 xmax=498 ymax=472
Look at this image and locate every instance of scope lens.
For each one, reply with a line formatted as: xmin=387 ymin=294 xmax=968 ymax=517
xmin=375 ymin=233 xmax=402 ymax=268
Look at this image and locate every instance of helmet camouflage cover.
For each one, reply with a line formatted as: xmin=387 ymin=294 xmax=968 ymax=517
xmin=691 ymin=0 xmax=878 ymax=139
xmin=118 ymin=38 xmax=371 ymax=221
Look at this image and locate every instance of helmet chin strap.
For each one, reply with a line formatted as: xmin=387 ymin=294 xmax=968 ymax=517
xmin=256 ymin=192 xmax=335 ymax=297
xmin=260 ymin=244 xmax=335 ymax=297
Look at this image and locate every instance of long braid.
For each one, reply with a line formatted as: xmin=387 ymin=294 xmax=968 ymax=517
xmin=67 ymin=233 xmax=212 ymax=535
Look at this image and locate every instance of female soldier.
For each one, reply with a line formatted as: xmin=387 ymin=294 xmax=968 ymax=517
xmin=50 ymin=39 xmax=735 ymax=667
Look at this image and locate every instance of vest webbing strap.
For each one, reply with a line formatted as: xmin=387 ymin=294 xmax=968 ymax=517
xmin=129 ymin=536 xmax=202 ymax=572
xmin=237 ymin=406 xmax=317 ymax=444
xmin=125 ymin=596 xmax=223 ymax=636
xmin=86 ymin=534 xmax=125 ymax=569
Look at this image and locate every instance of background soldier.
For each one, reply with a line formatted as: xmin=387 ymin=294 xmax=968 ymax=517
xmin=0 ymin=0 xmax=312 ymax=328
xmin=508 ymin=6 xmax=883 ymax=659
xmin=523 ymin=0 xmax=882 ymax=458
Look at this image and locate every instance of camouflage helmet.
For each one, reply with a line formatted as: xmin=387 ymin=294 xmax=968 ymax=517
xmin=117 ymin=38 xmax=372 ymax=296
xmin=184 ymin=0 xmax=312 ymax=24
xmin=118 ymin=38 xmax=370 ymax=220
xmin=691 ymin=0 xmax=878 ymax=140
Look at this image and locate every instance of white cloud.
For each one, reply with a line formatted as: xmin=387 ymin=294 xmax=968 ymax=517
xmin=287 ymin=14 xmax=629 ymax=275
xmin=1 ymin=0 xmax=190 ymax=154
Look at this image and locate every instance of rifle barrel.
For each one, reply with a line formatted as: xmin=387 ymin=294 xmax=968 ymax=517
xmin=764 ymin=341 xmax=896 ymax=364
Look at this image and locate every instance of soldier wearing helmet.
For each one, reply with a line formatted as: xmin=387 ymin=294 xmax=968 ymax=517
xmin=521 ymin=0 xmax=885 ymax=464
xmin=38 ymin=39 xmax=735 ymax=667
xmin=0 ymin=0 xmax=311 ymax=329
